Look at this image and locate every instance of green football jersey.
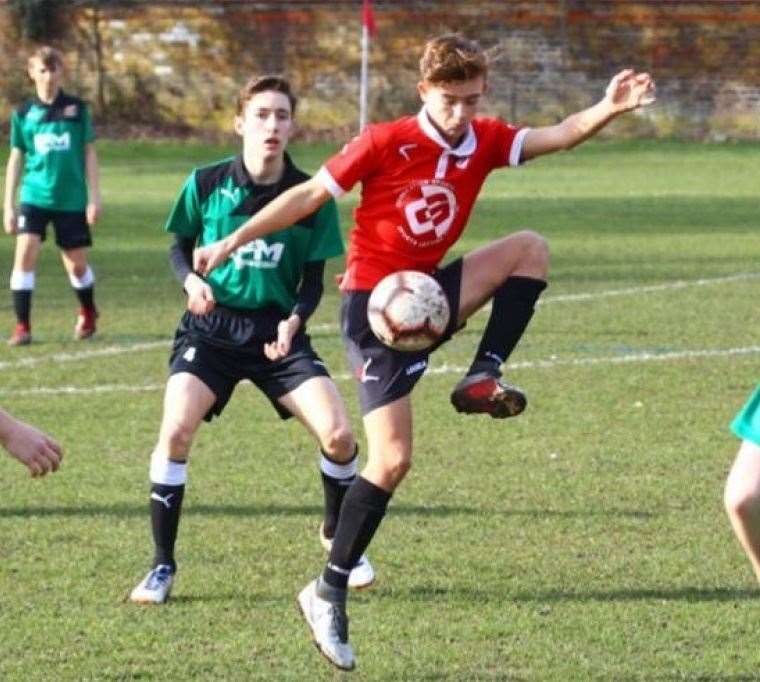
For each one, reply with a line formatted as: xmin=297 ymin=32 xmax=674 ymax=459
xmin=165 ymin=153 xmax=344 ymax=312
xmin=731 ymin=383 xmax=760 ymax=447
xmin=10 ymin=91 xmax=95 ymax=211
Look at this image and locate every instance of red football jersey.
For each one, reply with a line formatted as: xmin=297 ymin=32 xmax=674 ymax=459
xmin=317 ymin=109 xmax=527 ymax=290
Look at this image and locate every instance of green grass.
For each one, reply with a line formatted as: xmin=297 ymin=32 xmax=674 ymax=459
xmin=1 ymin=139 xmax=759 ymax=680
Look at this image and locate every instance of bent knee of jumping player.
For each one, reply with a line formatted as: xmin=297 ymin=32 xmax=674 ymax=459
xmin=511 ymin=230 xmax=550 ymax=279
xmin=365 ymin=443 xmax=412 ymax=491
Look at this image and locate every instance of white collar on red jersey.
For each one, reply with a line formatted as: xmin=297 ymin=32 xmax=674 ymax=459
xmin=417 ymin=108 xmax=477 ymax=156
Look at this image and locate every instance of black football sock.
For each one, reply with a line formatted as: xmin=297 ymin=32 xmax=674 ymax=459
xmin=320 ymin=445 xmax=358 ymax=539
xmin=150 ymin=482 xmax=186 ymax=572
xmin=322 ymin=477 xmax=391 ymax=590
xmin=73 ymin=285 xmax=95 ymax=310
xmin=467 ymin=276 xmax=547 ymax=377
xmin=12 ymin=290 xmax=32 ymax=326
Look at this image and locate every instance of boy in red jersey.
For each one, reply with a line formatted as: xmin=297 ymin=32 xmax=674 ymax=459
xmin=195 ymin=35 xmax=655 ymax=670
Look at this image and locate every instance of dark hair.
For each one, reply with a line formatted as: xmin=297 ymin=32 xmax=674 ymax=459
xmin=236 ymin=75 xmax=297 ymax=115
xmin=28 ymin=45 xmax=64 ymax=71
xmin=419 ymin=34 xmax=487 ymax=83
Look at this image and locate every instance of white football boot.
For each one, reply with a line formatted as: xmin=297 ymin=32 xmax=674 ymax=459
xmin=129 ymin=564 xmax=174 ymax=604
xmin=319 ymin=523 xmax=375 ymax=589
xmin=297 ymin=579 xmax=355 ymax=671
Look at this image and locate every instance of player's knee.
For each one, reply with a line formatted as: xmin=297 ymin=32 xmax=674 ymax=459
xmin=162 ymin=421 xmax=195 ymax=458
xmin=724 ymin=480 xmax=760 ymax=521
xmin=382 ymin=449 xmax=412 ymax=484
xmin=516 ymin=230 xmax=550 ymax=269
xmin=320 ymin=424 xmax=355 ymax=462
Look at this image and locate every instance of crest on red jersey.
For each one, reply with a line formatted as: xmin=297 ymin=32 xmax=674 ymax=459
xmin=396 ymin=180 xmax=457 ymax=245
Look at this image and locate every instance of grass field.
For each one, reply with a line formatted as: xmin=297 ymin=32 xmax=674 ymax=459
xmin=1 ymin=139 xmax=759 ymax=680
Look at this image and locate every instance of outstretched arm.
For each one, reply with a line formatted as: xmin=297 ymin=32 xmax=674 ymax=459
xmin=522 ymin=69 xmax=655 ymax=161
xmin=194 ymin=176 xmax=332 ymax=276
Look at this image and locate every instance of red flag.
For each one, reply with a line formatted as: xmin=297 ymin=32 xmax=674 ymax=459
xmin=362 ymin=0 xmax=377 ymax=37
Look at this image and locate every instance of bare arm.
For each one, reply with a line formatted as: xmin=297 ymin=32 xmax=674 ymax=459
xmin=0 ymin=408 xmax=63 ymax=477
xmin=194 ymin=176 xmax=332 ymax=275
xmin=85 ymin=143 xmax=102 ymax=226
xmin=3 ymin=148 xmax=24 ymax=235
xmin=522 ymin=69 xmax=655 ymax=161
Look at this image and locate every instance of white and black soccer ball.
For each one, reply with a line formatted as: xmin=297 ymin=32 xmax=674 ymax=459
xmin=367 ymin=270 xmax=451 ymax=352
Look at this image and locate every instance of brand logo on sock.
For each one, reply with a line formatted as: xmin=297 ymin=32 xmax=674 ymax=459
xmin=150 ymin=491 xmax=174 ymax=509
xmin=485 ymin=351 xmax=504 ymax=365
xmin=183 ymin=347 xmax=196 ymax=362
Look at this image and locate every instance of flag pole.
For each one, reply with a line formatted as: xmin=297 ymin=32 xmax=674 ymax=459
xmin=359 ymin=0 xmax=375 ymax=131
xmin=360 ymin=22 xmax=369 ymax=131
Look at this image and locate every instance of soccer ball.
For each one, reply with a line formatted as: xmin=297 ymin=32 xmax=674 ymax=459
xmin=367 ymin=270 xmax=450 ymax=351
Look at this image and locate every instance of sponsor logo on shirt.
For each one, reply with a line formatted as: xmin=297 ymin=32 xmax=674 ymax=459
xmin=33 ymin=132 xmax=71 ymax=154
xmin=231 ymin=239 xmax=284 ymax=269
xmin=396 ymin=179 xmax=458 ymax=246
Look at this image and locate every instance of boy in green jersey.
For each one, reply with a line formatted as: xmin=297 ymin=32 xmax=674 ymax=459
xmin=129 ymin=75 xmax=373 ymax=605
xmin=3 ymin=46 xmax=101 ymax=346
xmin=725 ymin=383 xmax=760 ymax=584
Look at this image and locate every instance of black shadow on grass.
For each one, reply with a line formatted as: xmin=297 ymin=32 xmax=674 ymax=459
xmin=0 ymin=503 xmax=654 ymax=519
xmin=398 ymin=584 xmax=759 ymax=604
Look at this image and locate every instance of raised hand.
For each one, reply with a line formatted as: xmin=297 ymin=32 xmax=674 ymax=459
xmin=605 ymin=69 xmax=656 ymax=113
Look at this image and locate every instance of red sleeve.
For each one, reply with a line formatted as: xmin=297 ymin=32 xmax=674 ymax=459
xmin=485 ymin=119 xmax=526 ymax=169
xmin=321 ymin=126 xmax=379 ymax=196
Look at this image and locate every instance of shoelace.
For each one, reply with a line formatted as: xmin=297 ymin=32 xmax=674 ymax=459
xmin=147 ymin=568 xmax=172 ymax=589
xmin=328 ymin=603 xmax=349 ymax=643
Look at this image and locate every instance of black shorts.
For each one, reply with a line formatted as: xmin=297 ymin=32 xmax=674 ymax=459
xmin=169 ymin=306 xmax=331 ymax=422
xmin=18 ymin=203 xmax=92 ymax=249
xmin=341 ymin=259 xmax=463 ymax=415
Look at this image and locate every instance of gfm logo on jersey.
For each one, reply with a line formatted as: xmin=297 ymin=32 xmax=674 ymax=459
xmin=396 ymin=179 xmax=457 ymax=246
xmin=231 ymin=239 xmax=284 ymax=269
xmin=33 ymin=132 xmax=71 ymax=154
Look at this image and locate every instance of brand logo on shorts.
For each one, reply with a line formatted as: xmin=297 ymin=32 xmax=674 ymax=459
xmin=183 ymin=347 xmax=196 ymax=362
xmin=17 ymin=215 xmax=26 ymax=229
xmin=405 ymin=359 xmax=427 ymax=376
xmin=231 ymin=239 xmax=284 ymax=270
xmin=33 ymin=132 xmax=71 ymax=154
xmin=358 ymin=358 xmax=379 ymax=383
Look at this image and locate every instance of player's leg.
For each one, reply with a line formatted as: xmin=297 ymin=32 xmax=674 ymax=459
xmin=279 ymin=375 xmax=356 ymax=537
xmin=8 ymin=234 xmax=41 ymax=345
xmin=8 ymin=206 xmax=46 ymax=345
xmin=279 ymin=376 xmax=375 ymax=589
xmin=300 ymin=397 xmax=409 ymax=669
xmin=450 ymin=230 xmax=549 ymax=417
xmin=725 ymin=439 xmax=760 ymax=584
xmin=60 ymin=246 xmax=98 ymax=339
xmin=130 ymin=372 xmax=216 ymax=604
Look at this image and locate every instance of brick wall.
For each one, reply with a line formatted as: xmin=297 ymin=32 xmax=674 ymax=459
xmin=1 ymin=1 xmax=758 ymax=140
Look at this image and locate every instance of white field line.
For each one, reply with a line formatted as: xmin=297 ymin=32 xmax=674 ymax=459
xmin=2 ymin=344 xmax=758 ymax=398
xmin=1 ymin=271 xmax=758 ymax=374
